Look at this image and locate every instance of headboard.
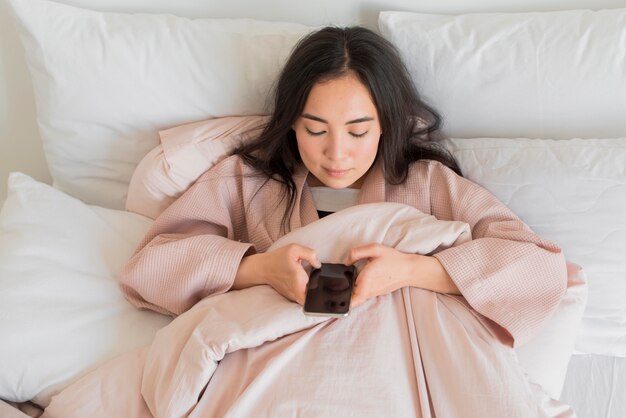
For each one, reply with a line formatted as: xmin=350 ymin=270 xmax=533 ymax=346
xmin=2 ymin=0 xmax=626 ymax=202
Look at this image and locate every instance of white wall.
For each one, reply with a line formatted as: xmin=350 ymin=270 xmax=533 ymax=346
xmin=2 ymin=0 xmax=626 ymax=202
xmin=1 ymin=0 xmax=52 ymax=202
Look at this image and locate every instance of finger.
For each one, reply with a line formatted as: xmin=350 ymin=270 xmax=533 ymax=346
xmin=344 ymin=243 xmax=383 ymax=265
xmin=351 ymin=278 xmax=365 ymax=307
xmin=294 ymin=289 xmax=306 ymax=305
xmin=351 ymin=288 xmax=365 ymax=308
xmin=294 ymin=269 xmax=311 ymax=305
xmin=293 ymin=245 xmax=322 ymax=269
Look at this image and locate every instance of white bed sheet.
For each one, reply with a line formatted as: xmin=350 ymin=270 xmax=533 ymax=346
xmin=560 ymin=354 xmax=626 ymax=417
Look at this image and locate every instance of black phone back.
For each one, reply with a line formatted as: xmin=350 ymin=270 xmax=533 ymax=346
xmin=303 ymin=263 xmax=356 ymax=317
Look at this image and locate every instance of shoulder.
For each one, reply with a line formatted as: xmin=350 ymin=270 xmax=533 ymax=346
xmin=195 ymin=154 xmax=262 ymax=184
xmin=408 ymin=159 xmax=461 ymax=181
xmin=407 ymin=159 xmax=485 ymax=196
xmin=170 ymin=155 xmax=267 ymax=213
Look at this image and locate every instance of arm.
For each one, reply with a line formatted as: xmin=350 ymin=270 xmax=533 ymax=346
xmin=427 ymin=162 xmax=568 ymax=346
xmin=118 ymin=159 xmax=254 ymax=316
xmin=120 ymin=157 xmax=322 ymax=315
xmin=405 ymin=255 xmax=459 ymax=294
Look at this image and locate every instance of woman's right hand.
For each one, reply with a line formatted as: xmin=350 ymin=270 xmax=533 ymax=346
xmin=234 ymin=244 xmax=321 ymax=305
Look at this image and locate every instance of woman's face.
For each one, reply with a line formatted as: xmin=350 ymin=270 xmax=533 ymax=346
xmin=293 ymin=74 xmax=382 ymax=189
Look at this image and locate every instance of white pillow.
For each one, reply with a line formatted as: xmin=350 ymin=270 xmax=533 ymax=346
xmin=7 ymin=0 xmax=311 ymax=209
xmin=445 ymin=138 xmax=626 ymax=358
xmin=379 ymin=10 xmax=626 ymax=139
xmin=0 ymin=173 xmax=171 ymax=406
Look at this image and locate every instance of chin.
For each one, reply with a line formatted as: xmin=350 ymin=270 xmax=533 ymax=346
xmin=311 ymin=169 xmax=362 ymax=189
xmin=323 ymin=178 xmax=358 ymax=189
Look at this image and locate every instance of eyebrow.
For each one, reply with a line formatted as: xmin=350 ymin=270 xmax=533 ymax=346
xmin=301 ymin=113 xmax=374 ymax=125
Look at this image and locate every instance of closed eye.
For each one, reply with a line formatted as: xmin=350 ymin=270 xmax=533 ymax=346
xmin=350 ymin=131 xmax=368 ymax=138
xmin=305 ymin=127 xmax=326 ymax=136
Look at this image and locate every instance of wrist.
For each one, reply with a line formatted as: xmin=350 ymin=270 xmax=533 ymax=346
xmin=405 ymin=254 xmax=426 ymax=288
xmin=233 ymin=253 xmax=268 ymax=289
xmin=407 ymin=254 xmax=460 ymax=295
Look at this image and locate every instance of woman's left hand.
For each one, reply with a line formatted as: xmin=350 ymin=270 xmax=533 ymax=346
xmin=344 ymin=243 xmax=416 ymax=308
xmin=344 ymin=243 xmax=460 ymax=308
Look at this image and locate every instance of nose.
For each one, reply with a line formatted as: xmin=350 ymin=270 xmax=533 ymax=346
xmin=324 ymin=130 xmax=346 ymax=160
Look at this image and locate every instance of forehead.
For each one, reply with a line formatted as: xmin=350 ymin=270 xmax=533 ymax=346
xmin=303 ymin=74 xmax=377 ymax=118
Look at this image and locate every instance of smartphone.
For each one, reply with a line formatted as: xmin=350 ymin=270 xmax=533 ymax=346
xmin=303 ymin=263 xmax=356 ymax=317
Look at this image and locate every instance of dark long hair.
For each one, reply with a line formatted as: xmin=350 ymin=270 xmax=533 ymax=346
xmin=234 ymin=26 xmax=460 ymax=230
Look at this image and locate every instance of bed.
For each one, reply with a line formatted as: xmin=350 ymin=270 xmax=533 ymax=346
xmin=0 ymin=0 xmax=625 ymax=417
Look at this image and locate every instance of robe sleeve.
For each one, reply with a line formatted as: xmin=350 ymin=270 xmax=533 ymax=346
xmin=118 ymin=159 xmax=254 ymax=316
xmin=428 ymin=162 xmax=568 ymax=346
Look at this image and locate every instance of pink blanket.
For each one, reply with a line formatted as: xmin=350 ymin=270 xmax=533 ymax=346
xmin=42 ymin=204 xmax=577 ymax=417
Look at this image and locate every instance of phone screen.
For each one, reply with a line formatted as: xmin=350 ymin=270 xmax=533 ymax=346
xmin=303 ymin=263 xmax=356 ymax=317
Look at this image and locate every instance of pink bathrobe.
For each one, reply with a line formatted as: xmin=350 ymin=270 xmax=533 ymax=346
xmin=116 ymin=155 xmax=572 ymax=417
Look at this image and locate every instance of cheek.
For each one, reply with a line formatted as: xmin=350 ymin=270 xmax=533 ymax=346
xmin=359 ymin=136 xmax=381 ymax=161
xmin=295 ymin=134 xmax=318 ymax=162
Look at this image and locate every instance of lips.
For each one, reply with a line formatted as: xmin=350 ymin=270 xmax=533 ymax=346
xmin=324 ymin=168 xmax=351 ymax=177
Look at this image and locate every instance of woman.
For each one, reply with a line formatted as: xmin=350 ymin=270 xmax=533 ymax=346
xmin=119 ymin=26 xmax=571 ymax=416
